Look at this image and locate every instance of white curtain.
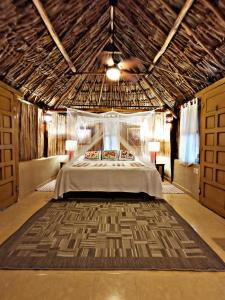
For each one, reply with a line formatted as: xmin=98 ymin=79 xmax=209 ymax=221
xmin=179 ymin=99 xmax=199 ymax=164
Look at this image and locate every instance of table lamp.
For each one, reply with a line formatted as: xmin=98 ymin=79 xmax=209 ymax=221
xmin=65 ymin=140 xmax=77 ymax=160
xmin=148 ymin=141 xmax=160 ymax=163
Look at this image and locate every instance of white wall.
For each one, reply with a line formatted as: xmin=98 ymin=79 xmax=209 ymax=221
xmin=173 ymin=159 xmax=200 ymax=200
xmin=19 ymin=155 xmax=68 ymax=198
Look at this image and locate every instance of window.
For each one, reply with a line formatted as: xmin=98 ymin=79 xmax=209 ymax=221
xmin=179 ymin=99 xmax=199 ymax=164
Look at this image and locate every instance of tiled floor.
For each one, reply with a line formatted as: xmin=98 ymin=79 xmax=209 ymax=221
xmin=0 ymin=191 xmax=225 ymax=300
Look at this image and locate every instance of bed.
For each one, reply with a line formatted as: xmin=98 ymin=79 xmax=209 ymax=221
xmin=53 ymin=160 xmax=162 ymax=199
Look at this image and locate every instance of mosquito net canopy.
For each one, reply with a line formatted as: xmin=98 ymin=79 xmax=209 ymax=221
xmin=67 ymin=108 xmax=165 ymax=166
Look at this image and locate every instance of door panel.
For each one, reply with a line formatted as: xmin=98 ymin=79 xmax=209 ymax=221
xmin=0 ymin=86 xmax=18 ymax=209
xmin=198 ymin=79 xmax=225 ymax=217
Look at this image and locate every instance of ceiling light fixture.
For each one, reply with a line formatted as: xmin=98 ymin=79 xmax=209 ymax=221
xmin=106 ymin=66 xmax=120 ymax=81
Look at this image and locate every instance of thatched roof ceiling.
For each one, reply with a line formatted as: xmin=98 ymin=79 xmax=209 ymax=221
xmin=0 ymin=0 xmax=225 ymax=111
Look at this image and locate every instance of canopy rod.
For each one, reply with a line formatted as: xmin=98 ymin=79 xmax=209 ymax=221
xmin=32 ymin=0 xmax=76 ymax=73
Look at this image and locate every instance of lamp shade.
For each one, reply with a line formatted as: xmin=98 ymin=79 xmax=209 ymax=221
xmin=43 ymin=112 xmax=52 ymax=123
xmin=148 ymin=141 xmax=160 ymax=152
xmin=65 ymin=140 xmax=77 ymax=151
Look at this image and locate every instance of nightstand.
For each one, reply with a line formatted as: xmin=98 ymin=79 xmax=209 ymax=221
xmin=60 ymin=162 xmax=66 ymax=169
xmin=155 ymin=163 xmax=165 ymax=181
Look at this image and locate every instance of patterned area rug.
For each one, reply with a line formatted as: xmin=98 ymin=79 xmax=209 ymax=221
xmin=0 ymin=194 xmax=224 ymax=271
xmin=36 ymin=179 xmax=184 ymax=194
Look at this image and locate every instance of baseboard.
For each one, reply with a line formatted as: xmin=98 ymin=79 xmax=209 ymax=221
xmin=19 ymin=176 xmax=56 ymax=199
xmin=172 ymin=181 xmax=199 ymax=200
xmin=35 ymin=176 xmax=56 ymax=189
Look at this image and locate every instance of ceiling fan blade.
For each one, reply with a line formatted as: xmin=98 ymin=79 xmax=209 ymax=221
xmin=99 ymin=53 xmax=114 ymax=66
xmin=118 ymin=57 xmax=144 ymax=70
xmin=121 ymin=70 xmax=139 ymax=82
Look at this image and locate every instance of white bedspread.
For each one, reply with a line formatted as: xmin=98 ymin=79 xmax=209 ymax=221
xmin=53 ymin=160 xmax=162 ymax=199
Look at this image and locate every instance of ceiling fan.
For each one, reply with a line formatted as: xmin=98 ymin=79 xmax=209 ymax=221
xmin=99 ymin=0 xmax=145 ymax=82
xmin=99 ymin=46 xmax=145 ymax=82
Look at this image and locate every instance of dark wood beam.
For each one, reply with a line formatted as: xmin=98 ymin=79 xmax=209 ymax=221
xmin=149 ymin=0 xmax=194 ymax=71
xmin=23 ymin=4 xmax=109 ymax=90
xmin=67 ymin=75 xmax=89 ymax=107
xmin=160 ymin=0 xmax=224 ymax=68
xmin=52 ymin=107 xmax=160 ymax=113
xmin=53 ymin=34 xmax=111 ymax=108
xmin=142 ymin=76 xmax=177 ymax=118
xmin=98 ymin=75 xmax=105 ymax=105
xmin=32 ymin=0 xmax=76 ymax=72
xmin=27 ymin=10 xmax=110 ymax=104
xmin=137 ymin=81 xmax=154 ymax=106
xmin=85 ymin=77 xmax=98 ymax=104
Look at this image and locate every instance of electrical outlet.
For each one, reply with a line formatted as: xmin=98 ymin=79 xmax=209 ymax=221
xmin=193 ymin=168 xmax=199 ymax=175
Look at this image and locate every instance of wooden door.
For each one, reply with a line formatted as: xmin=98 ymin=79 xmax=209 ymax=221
xmin=198 ymin=78 xmax=225 ymax=217
xmin=0 ymin=84 xmax=19 ymax=209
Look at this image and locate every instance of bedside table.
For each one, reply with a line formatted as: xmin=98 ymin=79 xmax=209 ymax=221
xmin=60 ymin=162 xmax=66 ymax=169
xmin=155 ymin=163 xmax=165 ymax=181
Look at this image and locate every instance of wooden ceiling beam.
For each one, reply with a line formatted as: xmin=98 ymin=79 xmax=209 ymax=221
xmin=54 ymin=35 xmax=111 ymax=108
xmin=26 ymin=10 xmax=109 ymax=104
xmin=153 ymin=69 xmax=186 ymax=100
xmin=114 ymin=9 xmax=199 ymax=93
xmin=67 ymin=75 xmax=89 ymax=107
xmin=118 ymin=81 xmax=123 ymax=107
xmin=32 ymin=0 xmax=76 ymax=73
xmin=183 ymin=26 xmax=224 ymax=68
xmin=118 ymin=0 xmax=167 ymax=41
xmin=23 ymin=4 xmax=109 ymax=90
xmin=37 ymin=30 xmax=110 ymax=105
xmin=98 ymin=75 xmax=105 ymax=105
xmin=115 ymin=7 xmax=157 ymax=61
xmin=114 ymin=41 xmax=177 ymax=107
xmin=149 ymin=0 xmax=194 ymax=71
xmin=142 ymin=76 xmax=177 ymax=118
xmin=128 ymin=83 xmax=136 ymax=106
xmin=160 ymin=0 xmax=224 ymax=68
xmin=154 ymin=65 xmax=202 ymax=85
xmin=85 ymin=77 xmax=98 ymax=104
xmin=53 ymin=107 xmax=159 ymax=113
xmin=141 ymin=76 xmax=166 ymax=107
xmin=137 ymin=81 xmax=154 ymax=106
xmin=113 ymin=11 xmax=193 ymax=105
xmin=167 ymin=43 xmax=207 ymax=80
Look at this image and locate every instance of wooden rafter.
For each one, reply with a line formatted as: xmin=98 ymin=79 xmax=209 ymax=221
xmin=114 ymin=39 xmax=178 ymax=108
xmin=154 ymin=66 xmax=201 ymax=86
xmin=67 ymin=75 xmax=89 ymax=107
xmin=142 ymin=76 xmax=177 ymax=118
xmin=85 ymin=77 xmax=98 ymax=104
xmin=24 ymin=4 xmax=109 ymax=91
xmin=159 ymin=0 xmax=224 ymax=68
xmin=39 ymin=29 xmax=110 ymax=106
xmin=149 ymin=0 xmax=194 ymax=71
xmin=115 ymin=6 xmax=157 ymax=61
xmin=183 ymin=25 xmax=224 ymax=68
xmin=32 ymin=0 xmax=76 ymax=73
xmin=53 ymin=34 xmax=111 ymax=108
xmin=137 ymin=81 xmax=154 ymax=106
xmin=98 ymin=75 xmax=105 ymax=105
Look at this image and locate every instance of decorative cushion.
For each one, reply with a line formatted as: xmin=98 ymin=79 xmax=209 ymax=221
xmin=102 ymin=150 xmax=118 ymax=160
xmin=85 ymin=150 xmax=101 ymax=160
xmin=119 ymin=150 xmax=135 ymax=161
